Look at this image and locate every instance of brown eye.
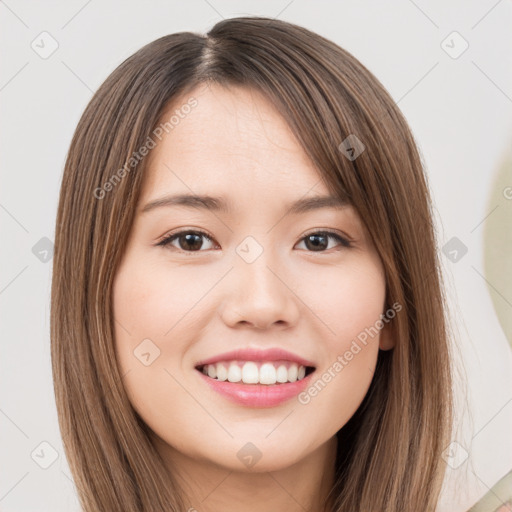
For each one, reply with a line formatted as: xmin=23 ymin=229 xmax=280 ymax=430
xmin=157 ymin=230 xmax=215 ymax=252
xmin=297 ymin=231 xmax=352 ymax=252
xmin=156 ymin=229 xmax=351 ymax=254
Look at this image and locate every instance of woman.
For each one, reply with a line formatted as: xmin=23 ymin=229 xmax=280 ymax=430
xmin=51 ymin=16 xmax=454 ymax=511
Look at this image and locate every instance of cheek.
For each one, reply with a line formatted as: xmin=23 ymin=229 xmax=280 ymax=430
xmin=113 ymin=266 xmax=169 ymax=336
xmin=110 ymin=245 xmax=386 ymax=456
xmin=303 ymin=257 xmax=386 ymax=349
xmin=111 ymin=258 xmax=181 ymax=388
xmin=111 ymin=259 xmax=195 ymax=427
xmin=111 ymin=255 xmax=218 ymax=388
xmin=294 ymin=258 xmax=385 ymax=425
xmin=113 ymin=253 xmax=226 ymax=337
xmin=112 ymin=259 xmax=201 ymax=350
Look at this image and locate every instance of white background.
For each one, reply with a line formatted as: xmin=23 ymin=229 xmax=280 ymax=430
xmin=1 ymin=1 xmax=511 ymax=511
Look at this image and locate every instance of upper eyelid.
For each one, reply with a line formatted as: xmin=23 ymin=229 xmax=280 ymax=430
xmin=156 ymin=228 xmax=352 ymax=249
xmin=157 ymin=229 xmax=214 ymax=245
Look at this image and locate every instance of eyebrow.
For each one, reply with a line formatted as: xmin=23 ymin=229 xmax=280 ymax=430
xmin=141 ymin=193 xmax=349 ymax=215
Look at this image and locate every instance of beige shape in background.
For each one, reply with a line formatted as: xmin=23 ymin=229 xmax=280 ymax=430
xmin=483 ymin=144 xmax=512 ymax=349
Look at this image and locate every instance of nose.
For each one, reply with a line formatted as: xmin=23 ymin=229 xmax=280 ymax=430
xmin=219 ymin=247 xmax=301 ymax=330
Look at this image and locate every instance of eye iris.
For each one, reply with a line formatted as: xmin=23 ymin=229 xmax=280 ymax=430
xmin=180 ymin=233 xmax=203 ymax=251
xmin=305 ymin=234 xmax=328 ymax=251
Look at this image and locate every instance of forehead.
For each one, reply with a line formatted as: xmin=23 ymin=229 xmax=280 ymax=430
xmin=141 ymin=83 xmax=329 ymax=200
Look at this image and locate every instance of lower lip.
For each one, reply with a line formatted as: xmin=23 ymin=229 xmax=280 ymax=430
xmin=196 ymin=369 xmax=315 ymax=408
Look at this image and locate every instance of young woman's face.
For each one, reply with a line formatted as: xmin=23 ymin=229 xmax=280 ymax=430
xmin=113 ymin=83 xmax=393 ymax=473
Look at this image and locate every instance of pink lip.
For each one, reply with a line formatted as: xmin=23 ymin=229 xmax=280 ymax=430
xmin=196 ymin=369 xmax=316 ymax=408
xmin=194 ymin=347 xmax=316 ymax=368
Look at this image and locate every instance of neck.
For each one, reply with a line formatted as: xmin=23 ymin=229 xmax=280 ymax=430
xmin=152 ymin=433 xmax=338 ymax=512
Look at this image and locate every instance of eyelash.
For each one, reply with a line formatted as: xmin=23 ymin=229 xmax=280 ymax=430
xmin=155 ymin=229 xmax=353 ymax=253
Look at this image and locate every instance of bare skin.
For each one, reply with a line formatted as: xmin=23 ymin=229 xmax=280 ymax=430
xmin=112 ymin=82 xmax=393 ymax=512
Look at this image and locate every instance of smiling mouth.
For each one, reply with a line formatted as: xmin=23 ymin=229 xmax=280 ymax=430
xmin=195 ymin=361 xmax=316 ymax=385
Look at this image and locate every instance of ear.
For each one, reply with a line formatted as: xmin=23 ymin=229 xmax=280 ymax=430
xmin=378 ymin=319 xmax=395 ymax=351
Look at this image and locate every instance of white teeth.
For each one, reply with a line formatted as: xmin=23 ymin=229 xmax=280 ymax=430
xmin=216 ymin=363 xmax=228 ymax=381
xmin=276 ymin=364 xmax=288 ymax=383
xmin=241 ymin=362 xmax=259 ymax=384
xmin=200 ymin=360 xmax=310 ymax=385
xmin=259 ymin=363 xmax=277 ymax=385
xmin=227 ymin=364 xmax=242 ymax=383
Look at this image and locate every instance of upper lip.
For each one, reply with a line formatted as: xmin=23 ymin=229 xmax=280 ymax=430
xmin=195 ymin=348 xmax=316 ymax=369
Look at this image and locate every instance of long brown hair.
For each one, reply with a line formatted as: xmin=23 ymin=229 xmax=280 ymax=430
xmin=51 ymin=16 xmax=453 ymax=511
